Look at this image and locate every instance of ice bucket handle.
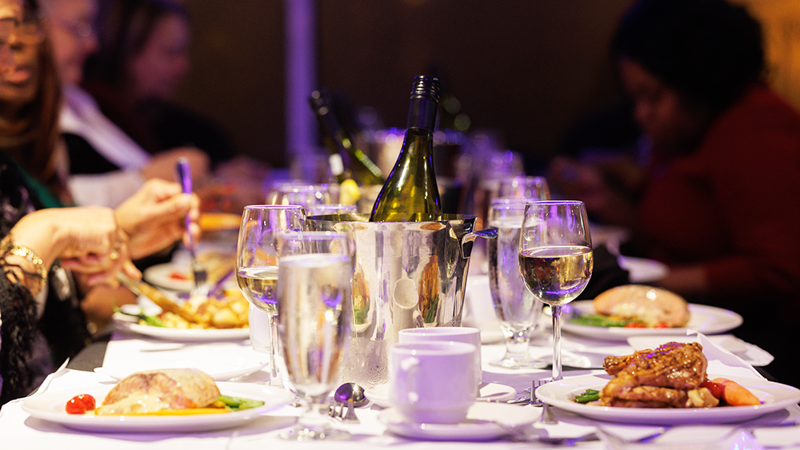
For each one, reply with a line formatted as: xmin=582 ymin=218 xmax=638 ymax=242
xmin=460 ymin=227 xmax=497 ymax=259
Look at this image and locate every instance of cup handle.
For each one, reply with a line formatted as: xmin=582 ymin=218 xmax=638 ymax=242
xmin=398 ymin=357 xmax=421 ymax=406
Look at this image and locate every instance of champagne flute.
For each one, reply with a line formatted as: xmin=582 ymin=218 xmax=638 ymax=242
xmin=236 ymin=205 xmax=305 ymax=384
xmin=519 ymin=201 xmax=593 ymax=381
xmin=276 ymin=231 xmax=354 ymax=440
xmin=487 ymin=198 xmax=545 ymax=369
xmin=498 ymin=175 xmax=550 ymax=200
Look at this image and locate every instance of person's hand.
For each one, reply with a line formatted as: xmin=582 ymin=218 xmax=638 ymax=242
xmin=11 ymin=207 xmax=140 ymax=287
xmin=115 ymin=179 xmax=201 ymax=260
xmin=141 ymin=147 xmax=210 ymax=186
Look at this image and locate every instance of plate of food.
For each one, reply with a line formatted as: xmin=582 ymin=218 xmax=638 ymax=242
xmin=535 ymin=342 xmax=800 ymax=425
xmin=562 ymin=285 xmax=742 ymax=340
xmin=143 ymin=262 xmax=195 ymax=292
xmin=22 ymin=369 xmax=292 ymax=432
xmin=113 ymin=292 xmax=250 ymax=342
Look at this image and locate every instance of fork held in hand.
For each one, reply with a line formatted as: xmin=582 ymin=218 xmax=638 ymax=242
xmin=176 ymin=158 xmax=207 ymax=297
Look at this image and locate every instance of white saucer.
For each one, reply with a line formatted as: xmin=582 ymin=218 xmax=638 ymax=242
xmin=366 ymin=382 xmax=516 ymax=408
xmin=378 ymin=402 xmax=537 ymax=441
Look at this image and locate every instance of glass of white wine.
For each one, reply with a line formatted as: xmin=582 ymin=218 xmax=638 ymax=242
xmin=276 ymin=231 xmax=355 ymax=440
xmin=236 ymin=205 xmax=305 ymax=384
xmin=519 ymin=201 xmax=593 ymax=381
xmin=488 ymin=198 xmax=545 ymax=369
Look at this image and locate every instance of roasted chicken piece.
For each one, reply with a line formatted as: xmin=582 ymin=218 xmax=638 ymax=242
xmin=95 ymin=369 xmax=221 ymax=415
xmin=600 ymin=342 xmax=717 ymax=408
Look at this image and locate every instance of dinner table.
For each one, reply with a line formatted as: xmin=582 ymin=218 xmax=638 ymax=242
xmin=1 ymin=274 xmax=799 ymax=450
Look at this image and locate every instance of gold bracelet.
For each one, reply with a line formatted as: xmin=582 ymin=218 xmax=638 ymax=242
xmin=1 ymin=236 xmax=48 ymax=292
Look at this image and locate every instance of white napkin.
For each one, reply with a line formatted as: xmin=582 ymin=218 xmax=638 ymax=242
xmin=101 ymin=334 xmax=270 ymax=382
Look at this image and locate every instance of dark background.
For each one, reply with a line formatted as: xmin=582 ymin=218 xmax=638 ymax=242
xmin=173 ymin=0 xmax=800 ymax=171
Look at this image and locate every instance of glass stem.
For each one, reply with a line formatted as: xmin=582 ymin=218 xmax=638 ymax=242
xmin=504 ymin=330 xmax=530 ymax=359
xmin=268 ymin=314 xmax=280 ymax=384
xmin=551 ymin=305 xmax=563 ymax=382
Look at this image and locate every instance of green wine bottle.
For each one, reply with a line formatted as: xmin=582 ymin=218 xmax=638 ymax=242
xmin=309 ymin=89 xmax=385 ymax=186
xmin=369 ymin=76 xmax=442 ymax=222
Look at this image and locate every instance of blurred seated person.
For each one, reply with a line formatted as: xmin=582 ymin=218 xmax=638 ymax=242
xmin=550 ymin=0 xmax=800 ymax=385
xmin=1 ymin=0 xmax=199 ymax=328
xmin=0 ymin=0 xmax=201 ymax=404
xmin=40 ymin=0 xmax=208 ymax=208
xmin=82 ymin=0 xmax=234 ymax=167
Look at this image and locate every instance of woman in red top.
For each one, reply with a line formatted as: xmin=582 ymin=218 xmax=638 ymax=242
xmin=557 ymin=0 xmax=800 ymax=385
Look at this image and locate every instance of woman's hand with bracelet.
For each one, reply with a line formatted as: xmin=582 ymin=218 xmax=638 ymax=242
xmin=8 ymin=207 xmax=141 ymax=290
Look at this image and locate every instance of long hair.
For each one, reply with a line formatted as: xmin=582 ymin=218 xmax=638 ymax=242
xmin=2 ymin=0 xmax=63 ymax=192
xmin=83 ymin=0 xmax=188 ymax=89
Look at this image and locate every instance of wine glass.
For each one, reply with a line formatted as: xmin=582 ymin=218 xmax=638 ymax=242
xmin=519 ymin=201 xmax=593 ymax=381
xmin=276 ymin=231 xmax=354 ymax=440
xmin=487 ymin=198 xmax=545 ymax=369
xmin=270 ymin=182 xmax=333 ymax=208
xmin=498 ymin=175 xmax=550 ymax=200
xmin=236 ymin=205 xmax=305 ymax=385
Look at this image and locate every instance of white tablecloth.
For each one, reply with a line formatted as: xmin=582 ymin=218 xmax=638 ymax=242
xmin=2 ymin=325 xmax=799 ymax=449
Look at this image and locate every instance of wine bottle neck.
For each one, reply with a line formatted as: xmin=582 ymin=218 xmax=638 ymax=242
xmin=406 ymin=95 xmax=438 ymax=133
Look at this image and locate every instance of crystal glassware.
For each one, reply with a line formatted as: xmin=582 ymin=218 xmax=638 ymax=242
xmin=276 ymin=231 xmax=355 ymax=440
xmin=487 ymin=198 xmax=545 ymax=369
xmin=497 ymin=175 xmax=550 ymax=200
xmin=269 ymin=181 xmax=333 ymax=208
xmin=519 ymin=201 xmax=593 ymax=381
xmin=236 ymin=205 xmax=305 ymax=384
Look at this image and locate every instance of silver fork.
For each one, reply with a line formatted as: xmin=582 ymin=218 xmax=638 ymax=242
xmin=531 ymin=379 xmax=558 ymax=424
xmin=176 ymin=158 xmax=207 ymax=297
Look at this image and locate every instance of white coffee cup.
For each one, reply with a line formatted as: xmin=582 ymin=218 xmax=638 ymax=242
xmin=398 ymin=327 xmax=482 ymax=387
xmin=389 ymin=341 xmax=477 ymax=424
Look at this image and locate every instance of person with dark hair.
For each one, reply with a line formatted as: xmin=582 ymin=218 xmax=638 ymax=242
xmin=552 ymin=0 xmax=800 ymax=386
xmin=80 ymin=0 xmax=233 ymax=168
xmin=0 ymin=0 xmax=202 ymax=404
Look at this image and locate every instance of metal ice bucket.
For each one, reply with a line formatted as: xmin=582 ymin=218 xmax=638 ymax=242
xmin=307 ymin=213 xmax=494 ymax=388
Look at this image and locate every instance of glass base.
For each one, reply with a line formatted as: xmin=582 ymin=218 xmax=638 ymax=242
xmin=280 ymin=425 xmax=351 ymax=441
xmin=489 ymin=357 xmax=548 ymax=370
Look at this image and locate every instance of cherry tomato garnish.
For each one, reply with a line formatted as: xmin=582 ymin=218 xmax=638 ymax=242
xmin=65 ymin=394 xmax=96 ymax=414
xmin=653 ymin=322 xmax=669 ymax=328
xmin=624 ymin=322 xmax=645 ymax=328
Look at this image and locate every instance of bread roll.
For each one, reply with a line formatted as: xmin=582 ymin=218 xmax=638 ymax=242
xmin=593 ymin=285 xmax=690 ymax=327
xmin=96 ymin=369 xmax=220 ymax=415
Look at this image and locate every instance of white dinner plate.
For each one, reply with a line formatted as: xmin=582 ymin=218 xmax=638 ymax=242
xmin=366 ymin=383 xmax=516 ymax=408
xmin=378 ymin=402 xmax=537 ymax=441
xmin=617 ymin=256 xmax=669 ymax=283
xmin=22 ymin=383 xmax=292 ymax=433
xmin=562 ymin=300 xmax=743 ymax=341
xmin=535 ymin=374 xmax=800 ymax=425
xmin=113 ymin=313 xmax=250 ymax=341
xmin=143 ymin=262 xmax=194 ymax=292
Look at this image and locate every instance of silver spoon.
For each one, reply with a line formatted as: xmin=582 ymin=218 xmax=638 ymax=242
xmin=334 ymin=382 xmax=368 ymax=407
xmin=332 ymin=382 xmax=367 ymax=423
